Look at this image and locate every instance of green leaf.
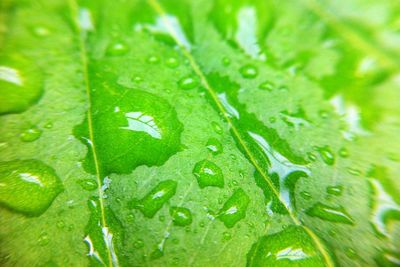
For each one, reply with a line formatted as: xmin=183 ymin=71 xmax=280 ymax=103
xmin=1 ymin=0 xmax=400 ymax=266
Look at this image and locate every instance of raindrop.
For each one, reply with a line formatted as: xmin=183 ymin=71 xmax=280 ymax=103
xmin=206 ymin=138 xmax=223 ymax=155
xmin=239 ymin=64 xmax=258 ymax=79
xmin=0 ymin=160 xmax=63 ymax=216
xmin=178 ymin=76 xmax=198 ymax=90
xmin=192 ymin=159 xmax=224 ymax=188
xmin=217 ymin=188 xmax=249 ymax=228
xmin=20 ymin=126 xmax=42 ymax=142
xmin=306 ymin=202 xmax=354 ymax=225
xmin=170 ymin=207 xmax=192 ymax=226
xmin=129 ymin=180 xmax=177 ymax=218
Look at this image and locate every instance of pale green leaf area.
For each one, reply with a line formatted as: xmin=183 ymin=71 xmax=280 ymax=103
xmin=0 ymin=0 xmax=399 ymax=266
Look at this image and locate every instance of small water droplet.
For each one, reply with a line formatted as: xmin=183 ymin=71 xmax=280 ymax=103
xmin=347 ymin=168 xmax=361 ymax=176
xmin=166 ymin=57 xmax=179 ymax=68
xmin=315 ymin=146 xmax=335 ymax=165
xmin=106 ymin=41 xmax=129 ymax=56
xmin=20 ymin=126 xmax=42 ymax=142
xmin=129 ymin=180 xmax=177 ymax=218
xmin=38 ymin=232 xmax=50 ymax=246
xmin=170 ymin=207 xmax=192 ymax=226
xmin=307 ymin=152 xmax=317 ymax=161
xmin=222 ymin=57 xmax=231 ymax=66
xmin=43 ymin=122 xmax=53 ymax=129
xmin=344 ymin=247 xmax=358 ymax=259
xmin=222 ymin=231 xmax=232 ymax=240
xmin=134 ymin=239 xmax=144 ymax=249
xmin=133 ymin=76 xmax=142 ymax=83
xmin=178 ymin=76 xmax=198 ymax=90
xmin=319 ymin=110 xmax=329 ymax=119
xmin=217 ymin=188 xmax=249 ymax=228
xmin=211 ymin=121 xmax=223 ymax=134
xmin=239 ymin=64 xmax=258 ymax=79
xmin=77 ymin=179 xmax=98 ymax=191
xmin=206 ymin=138 xmax=223 ymax=155
xmin=338 ymin=148 xmax=349 ymax=158
xmin=0 ymin=160 xmax=63 ymax=216
xmin=32 ymin=26 xmax=51 ymax=37
xmin=147 ymin=55 xmax=159 ymax=64
xmin=193 ymin=159 xmax=224 ymax=188
xmin=56 ymin=220 xmax=65 ymax=229
xmin=306 ymin=202 xmax=354 ymax=224
xmin=300 ymin=191 xmax=312 ymax=200
xmin=326 ymin=185 xmax=343 ymax=196
xmin=259 ymin=81 xmax=273 ymax=91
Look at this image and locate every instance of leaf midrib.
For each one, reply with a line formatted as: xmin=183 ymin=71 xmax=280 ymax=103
xmin=146 ymin=0 xmax=335 ymax=266
xmin=68 ymin=1 xmax=115 ymax=266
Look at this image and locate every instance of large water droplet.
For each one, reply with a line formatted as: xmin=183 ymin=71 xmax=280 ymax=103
xmin=0 ymin=160 xmax=63 ymax=216
xmin=0 ymin=55 xmax=43 ymax=114
xmin=217 ymin=188 xmax=249 ymax=228
xmin=74 ymin=89 xmax=183 ymax=176
xmin=247 ymin=226 xmax=326 ymax=266
xmin=206 ymin=137 xmax=223 ymax=155
xmin=170 ymin=206 xmax=192 ymax=226
xmin=192 ymin=159 xmax=224 ymax=188
xmin=306 ymin=202 xmax=354 ymax=225
xmin=129 ymin=180 xmax=177 ymax=218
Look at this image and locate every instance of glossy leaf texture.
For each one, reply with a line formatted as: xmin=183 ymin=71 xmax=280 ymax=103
xmin=0 ymin=0 xmax=400 ymax=266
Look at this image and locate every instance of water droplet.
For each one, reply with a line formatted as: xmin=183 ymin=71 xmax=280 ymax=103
xmin=133 ymin=76 xmax=142 ymax=83
xmin=222 ymin=57 xmax=231 ymax=66
xmin=166 ymin=57 xmax=179 ymax=68
xmin=344 ymin=247 xmax=358 ymax=259
xmin=32 ymin=26 xmax=51 ymax=37
xmin=44 ymin=122 xmax=53 ymax=129
xmin=192 ymin=160 xmax=224 ymax=188
xmin=38 ymin=232 xmax=50 ymax=246
xmin=74 ymin=89 xmax=183 ymax=176
xmin=300 ymin=191 xmax=312 ymax=200
xmin=247 ymin=226 xmax=326 ymax=266
xmin=211 ymin=121 xmax=223 ymax=134
xmin=375 ymin=250 xmax=400 ymax=266
xmin=217 ymin=188 xmax=249 ymax=228
xmin=134 ymin=239 xmax=144 ymax=249
xmin=147 ymin=55 xmax=159 ymax=64
xmin=56 ymin=220 xmax=65 ymax=229
xmin=307 ymin=152 xmax=317 ymax=161
xmin=0 ymin=55 xmax=43 ymax=114
xmin=347 ymin=168 xmax=361 ymax=176
xmin=338 ymin=148 xmax=349 ymax=158
xmin=106 ymin=41 xmax=129 ymax=56
xmin=259 ymin=81 xmax=273 ymax=91
xmin=206 ymin=138 xmax=223 ymax=155
xmin=178 ymin=76 xmax=198 ymax=90
xmin=306 ymin=202 xmax=354 ymax=225
xmin=0 ymin=160 xmax=63 ymax=216
xmin=129 ymin=180 xmax=177 ymax=218
xmin=77 ymin=179 xmax=98 ymax=191
xmin=222 ymin=231 xmax=232 ymax=240
xmin=20 ymin=126 xmax=42 ymax=142
xmin=315 ymin=146 xmax=335 ymax=165
xmin=239 ymin=64 xmax=258 ymax=79
xmin=170 ymin=207 xmax=192 ymax=226
xmin=326 ymin=185 xmax=343 ymax=196
xmin=319 ymin=110 xmax=329 ymax=119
